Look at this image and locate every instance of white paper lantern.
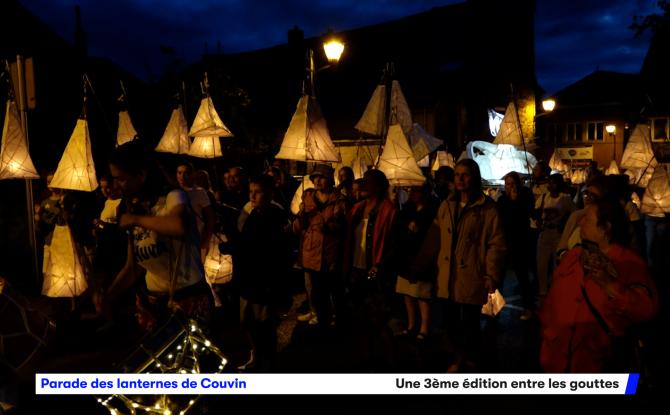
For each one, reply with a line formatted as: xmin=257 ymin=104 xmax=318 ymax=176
xmin=0 ymin=100 xmax=39 ymax=179
xmin=50 ymin=118 xmax=98 ymax=191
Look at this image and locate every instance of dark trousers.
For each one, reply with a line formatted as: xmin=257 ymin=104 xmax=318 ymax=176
xmin=508 ymin=243 xmax=534 ymax=310
xmin=306 ymin=269 xmax=345 ymax=325
xmin=443 ymin=300 xmax=482 ymax=364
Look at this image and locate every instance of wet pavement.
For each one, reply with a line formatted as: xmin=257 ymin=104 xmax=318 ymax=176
xmin=1 ymin=271 xmax=666 ymax=414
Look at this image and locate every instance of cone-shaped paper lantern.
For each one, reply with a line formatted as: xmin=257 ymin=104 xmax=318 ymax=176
xmin=155 ymin=105 xmax=190 ymax=154
xmin=571 ymin=169 xmax=586 ymax=185
xmin=620 ymin=124 xmax=655 ymax=170
xmin=548 ymin=150 xmax=568 ymax=173
xmin=204 ymin=234 xmax=233 ymax=284
xmin=352 ymin=156 xmax=369 ymax=179
xmin=355 ymin=84 xmax=386 ymax=136
xmin=188 ymin=136 xmax=222 ymax=158
xmin=42 ymin=224 xmax=88 ymax=297
xmin=409 ymin=123 xmax=442 ymax=161
xmin=493 ymin=101 xmax=523 ymax=146
xmin=640 ymin=164 xmax=670 ymax=215
xmin=116 ymin=110 xmax=138 ymax=146
xmin=431 ymin=150 xmax=455 ymax=171
xmin=189 ymin=97 xmax=233 ymax=137
xmin=275 ymin=95 xmax=341 ymax=162
xmin=605 ymin=160 xmax=620 ymax=175
xmin=378 ymin=124 xmax=425 ymax=187
xmin=0 ymin=100 xmax=39 ymax=179
xmin=50 ymin=119 xmax=98 ymax=191
xmin=391 ymin=80 xmax=413 ymax=134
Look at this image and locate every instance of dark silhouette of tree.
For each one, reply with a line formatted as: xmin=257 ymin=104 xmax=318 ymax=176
xmin=631 ymin=1 xmax=670 ymax=36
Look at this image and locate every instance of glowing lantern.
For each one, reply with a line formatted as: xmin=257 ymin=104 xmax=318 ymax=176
xmin=116 ymin=110 xmax=138 ymax=146
xmin=50 ymin=118 xmax=98 ymax=191
xmin=42 ymin=225 xmax=88 ymax=297
xmin=0 ymin=100 xmax=39 ymax=179
xmin=377 ymin=124 xmax=425 ymax=187
xmin=155 ymin=105 xmax=190 ymax=154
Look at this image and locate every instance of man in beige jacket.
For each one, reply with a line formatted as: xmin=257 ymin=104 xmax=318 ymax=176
xmin=418 ymin=159 xmax=506 ymax=372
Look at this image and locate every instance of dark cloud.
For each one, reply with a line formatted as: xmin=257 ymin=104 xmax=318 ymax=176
xmin=20 ymin=0 xmax=658 ymax=92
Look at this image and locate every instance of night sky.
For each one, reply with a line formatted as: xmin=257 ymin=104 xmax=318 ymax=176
xmin=20 ymin=0 xmax=657 ymax=94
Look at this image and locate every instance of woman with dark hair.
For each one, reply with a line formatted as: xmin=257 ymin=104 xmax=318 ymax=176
xmin=395 ymin=183 xmax=439 ymax=340
xmin=540 ymin=198 xmax=658 ymax=372
xmin=343 ymin=169 xmax=399 ymax=369
xmin=100 ymin=140 xmax=212 ymax=331
xmin=419 ymin=159 xmax=506 ymax=371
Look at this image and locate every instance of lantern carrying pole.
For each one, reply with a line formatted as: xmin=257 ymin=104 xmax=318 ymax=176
xmin=15 ymin=56 xmax=40 ymax=288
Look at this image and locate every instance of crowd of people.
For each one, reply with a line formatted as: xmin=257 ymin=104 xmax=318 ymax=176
xmin=31 ymin=140 xmax=662 ymax=375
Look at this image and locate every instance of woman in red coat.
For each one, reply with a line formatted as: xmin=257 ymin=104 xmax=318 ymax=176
xmin=539 ymin=198 xmax=658 ymax=373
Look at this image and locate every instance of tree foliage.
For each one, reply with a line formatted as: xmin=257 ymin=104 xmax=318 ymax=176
xmin=631 ymin=0 xmax=670 ymax=36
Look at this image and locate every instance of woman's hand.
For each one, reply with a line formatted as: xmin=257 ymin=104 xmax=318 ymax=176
xmin=119 ymin=213 xmax=138 ymax=229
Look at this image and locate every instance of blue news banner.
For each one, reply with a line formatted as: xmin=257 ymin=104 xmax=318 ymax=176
xmin=36 ymin=373 xmax=639 ymax=395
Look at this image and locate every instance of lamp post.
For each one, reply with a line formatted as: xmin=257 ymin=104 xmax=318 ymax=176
xmin=606 ymin=124 xmax=616 ymax=160
xmin=307 ymin=34 xmax=344 ymax=98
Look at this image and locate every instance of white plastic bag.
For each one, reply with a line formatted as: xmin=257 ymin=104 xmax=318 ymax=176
xmin=481 ymin=289 xmax=506 ymax=316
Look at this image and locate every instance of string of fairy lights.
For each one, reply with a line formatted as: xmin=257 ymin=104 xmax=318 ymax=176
xmin=97 ymin=319 xmax=227 ymax=415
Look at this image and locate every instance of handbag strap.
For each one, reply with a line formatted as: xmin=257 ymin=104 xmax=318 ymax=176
xmin=580 ymin=284 xmax=611 ymax=335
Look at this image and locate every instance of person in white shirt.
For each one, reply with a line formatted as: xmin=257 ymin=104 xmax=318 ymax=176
xmin=176 ymin=162 xmax=216 ymax=258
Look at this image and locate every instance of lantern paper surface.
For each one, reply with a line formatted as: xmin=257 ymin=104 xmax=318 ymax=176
xmin=605 ymin=160 xmax=620 ymax=175
xmin=625 ymin=163 xmax=656 ymax=188
xmin=640 ymin=164 xmax=670 ymax=216
xmin=50 ymin=118 xmax=98 ymax=191
xmin=409 ymin=123 xmax=442 ymax=161
xmin=42 ymin=225 xmax=88 ymax=297
xmin=188 ymin=136 xmax=222 ymax=158
xmin=378 ymin=124 xmax=425 ymax=187
xmin=390 ymin=80 xmax=413 ymax=134
xmin=493 ymin=102 xmax=523 ymax=146
xmin=431 ymin=150 xmax=455 ymax=171
xmin=549 ymin=150 xmax=568 ymax=173
xmin=355 ymin=84 xmax=386 ymax=136
xmin=155 ymin=106 xmax=190 ymax=154
xmin=466 ymin=141 xmax=537 ymax=181
xmin=620 ymin=124 xmax=655 ymax=170
xmin=0 ymin=100 xmax=39 ymax=179
xmin=116 ymin=110 xmax=138 ymax=146
xmin=188 ymin=97 xmax=233 ymax=137
xmin=204 ymin=234 xmax=233 ymax=284
xmin=290 ymin=175 xmax=315 ymax=215
xmin=355 ymin=80 xmax=412 ymax=136
xmin=275 ymin=95 xmax=340 ymax=162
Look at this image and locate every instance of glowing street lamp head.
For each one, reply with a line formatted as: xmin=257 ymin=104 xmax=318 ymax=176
xmin=542 ymin=99 xmax=556 ymax=112
xmin=606 ymin=124 xmax=616 ymax=134
xmin=323 ymin=39 xmax=344 ymax=63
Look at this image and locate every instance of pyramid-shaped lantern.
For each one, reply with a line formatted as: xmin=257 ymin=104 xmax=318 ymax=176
xmin=640 ymin=164 xmax=670 ymax=216
xmin=0 ymin=100 xmax=39 ymax=179
xmin=355 ymin=80 xmax=413 ymax=137
xmin=189 ymin=97 xmax=234 ymax=138
xmin=275 ymin=95 xmax=341 ymax=162
xmin=42 ymin=224 xmax=88 ymax=297
xmin=378 ymin=124 xmax=426 ymax=187
xmin=50 ymin=118 xmax=98 ymax=191
xmin=431 ymin=150 xmax=455 ymax=172
xmin=409 ymin=123 xmax=442 ymax=161
xmin=355 ymin=84 xmax=386 ymax=136
xmin=116 ymin=110 xmax=138 ymax=146
xmin=155 ymin=105 xmax=190 ymax=154
xmin=605 ymin=160 xmax=620 ymax=175
xmin=621 ymin=124 xmax=655 ymax=170
xmin=493 ymin=102 xmax=523 ymax=146
xmin=549 ymin=150 xmax=568 ymax=173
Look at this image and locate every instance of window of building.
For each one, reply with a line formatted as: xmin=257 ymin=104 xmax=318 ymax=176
xmin=566 ymin=123 xmax=582 ymax=142
xmin=652 ymin=118 xmax=669 ymax=142
xmin=586 ymin=122 xmax=604 ymax=141
xmin=545 ymin=124 xmax=564 ymax=144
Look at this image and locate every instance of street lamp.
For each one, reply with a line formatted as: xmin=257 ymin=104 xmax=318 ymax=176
xmin=307 ymin=34 xmax=345 ymax=98
xmin=606 ymin=124 xmax=616 ymax=159
xmin=542 ymin=98 xmax=556 ymax=112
